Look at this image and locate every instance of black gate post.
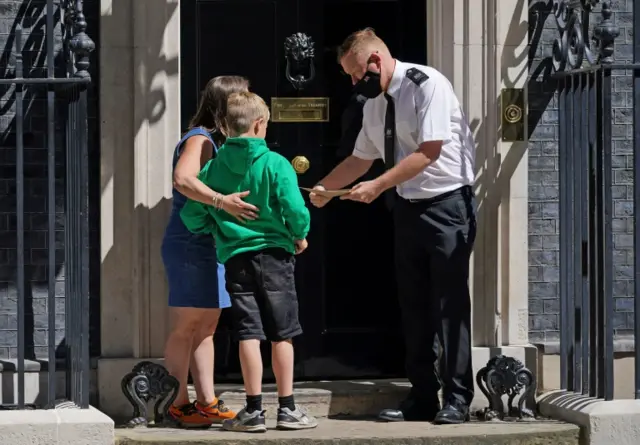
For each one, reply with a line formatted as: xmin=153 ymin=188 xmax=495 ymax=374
xmin=64 ymin=0 xmax=95 ymax=409
xmin=632 ymin=0 xmax=640 ymax=400
xmin=594 ymin=1 xmax=617 ymax=402
xmin=15 ymin=23 xmax=26 ymax=410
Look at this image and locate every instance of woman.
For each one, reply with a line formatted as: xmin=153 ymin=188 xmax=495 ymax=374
xmin=162 ymin=76 xmax=258 ymax=428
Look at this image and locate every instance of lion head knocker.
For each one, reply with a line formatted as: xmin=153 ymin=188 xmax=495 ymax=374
xmin=284 ymin=32 xmax=316 ymax=90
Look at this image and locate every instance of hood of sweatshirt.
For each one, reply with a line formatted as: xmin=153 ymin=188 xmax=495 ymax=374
xmin=216 ymin=137 xmax=270 ymax=175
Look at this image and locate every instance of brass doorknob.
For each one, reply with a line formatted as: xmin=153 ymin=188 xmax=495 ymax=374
xmin=291 ymin=156 xmax=310 ymax=174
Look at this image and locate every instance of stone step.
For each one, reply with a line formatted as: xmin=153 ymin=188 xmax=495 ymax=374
xmin=115 ymin=418 xmax=580 ymax=445
xmin=201 ymin=379 xmax=413 ymax=419
xmin=195 ymin=378 xmax=536 ymax=419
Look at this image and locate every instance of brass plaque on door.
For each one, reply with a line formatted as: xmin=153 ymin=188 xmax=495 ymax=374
xmin=271 ymin=97 xmax=330 ymax=123
xmin=501 ymin=88 xmax=527 ymax=142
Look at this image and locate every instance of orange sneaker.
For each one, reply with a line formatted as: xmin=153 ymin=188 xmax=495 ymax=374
xmin=166 ymin=399 xmax=236 ymax=428
xmin=194 ymin=399 xmax=237 ymax=424
xmin=166 ymin=402 xmax=211 ymax=429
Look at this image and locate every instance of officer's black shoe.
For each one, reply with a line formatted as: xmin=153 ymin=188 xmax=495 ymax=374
xmin=433 ymin=400 xmax=470 ymax=425
xmin=378 ymin=398 xmax=441 ymax=422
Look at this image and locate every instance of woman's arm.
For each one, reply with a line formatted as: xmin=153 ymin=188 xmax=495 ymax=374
xmin=173 ymin=135 xmax=219 ymax=204
xmin=173 ymin=135 xmax=259 ymax=220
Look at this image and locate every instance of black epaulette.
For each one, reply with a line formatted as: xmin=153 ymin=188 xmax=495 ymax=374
xmin=354 ymin=94 xmax=368 ymax=104
xmin=406 ymin=68 xmax=429 ymax=86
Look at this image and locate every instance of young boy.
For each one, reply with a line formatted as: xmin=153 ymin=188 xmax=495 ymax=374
xmin=180 ymin=92 xmax=317 ymax=433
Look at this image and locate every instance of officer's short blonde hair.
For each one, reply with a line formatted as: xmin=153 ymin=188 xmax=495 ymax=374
xmin=337 ymin=27 xmax=389 ymax=63
xmin=224 ymin=92 xmax=270 ymax=137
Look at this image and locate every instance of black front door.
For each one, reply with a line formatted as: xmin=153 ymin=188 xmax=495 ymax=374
xmin=181 ymin=0 xmax=427 ymax=381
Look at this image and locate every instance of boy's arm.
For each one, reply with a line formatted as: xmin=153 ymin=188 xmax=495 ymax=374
xmin=179 ymin=160 xmax=215 ymax=234
xmin=274 ymin=157 xmax=311 ymax=240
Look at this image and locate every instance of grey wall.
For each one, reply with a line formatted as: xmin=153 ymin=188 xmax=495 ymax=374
xmin=0 ymin=0 xmax=100 ymax=360
xmin=528 ymin=0 xmax=635 ymax=344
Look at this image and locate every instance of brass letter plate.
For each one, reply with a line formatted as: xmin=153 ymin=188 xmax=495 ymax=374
xmin=271 ymin=97 xmax=330 ymax=123
xmin=501 ymin=88 xmax=527 ymax=142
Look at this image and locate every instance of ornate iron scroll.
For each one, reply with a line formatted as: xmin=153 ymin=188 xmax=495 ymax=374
xmin=62 ymin=0 xmax=96 ymax=79
xmin=592 ymin=3 xmax=619 ymax=64
xmin=121 ymin=361 xmax=179 ymax=428
xmin=552 ymin=1 xmax=619 ymax=72
xmin=475 ymin=355 xmax=537 ymax=421
xmin=284 ymin=32 xmax=316 ymax=90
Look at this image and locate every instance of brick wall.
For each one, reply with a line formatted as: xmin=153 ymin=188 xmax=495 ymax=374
xmin=0 ymin=0 xmax=100 ymax=360
xmin=528 ymin=0 xmax=635 ymax=344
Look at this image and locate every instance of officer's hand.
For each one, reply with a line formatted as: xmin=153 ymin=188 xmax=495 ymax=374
xmin=340 ymin=180 xmax=383 ymax=204
xmin=309 ymin=184 xmax=331 ymax=208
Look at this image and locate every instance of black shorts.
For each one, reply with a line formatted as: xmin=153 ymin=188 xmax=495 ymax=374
xmin=224 ymin=248 xmax=302 ymax=342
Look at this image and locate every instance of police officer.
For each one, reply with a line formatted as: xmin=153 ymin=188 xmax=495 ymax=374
xmin=310 ymin=28 xmax=476 ymax=425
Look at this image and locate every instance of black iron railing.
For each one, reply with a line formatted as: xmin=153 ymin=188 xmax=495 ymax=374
xmin=552 ymin=0 xmax=640 ymax=401
xmin=1 ymin=0 xmax=94 ymax=410
xmin=634 ymin=0 xmax=640 ymax=402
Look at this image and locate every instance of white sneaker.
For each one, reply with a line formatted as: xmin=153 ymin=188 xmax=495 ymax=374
xmin=276 ymin=405 xmax=318 ymax=430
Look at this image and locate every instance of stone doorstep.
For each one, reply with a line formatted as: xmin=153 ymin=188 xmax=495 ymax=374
xmin=115 ymin=377 xmax=531 ymax=426
xmin=100 ymin=346 xmax=538 ymax=419
xmin=197 ymin=378 xmax=534 ymax=420
xmin=200 ymin=379 xmax=413 ymax=419
xmin=115 ymin=418 xmax=580 ymax=445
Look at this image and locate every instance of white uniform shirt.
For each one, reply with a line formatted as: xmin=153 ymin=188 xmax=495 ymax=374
xmin=352 ymin=60 xmax=476 ymax=200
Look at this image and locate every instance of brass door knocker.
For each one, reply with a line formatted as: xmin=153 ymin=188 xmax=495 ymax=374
xmin=284 ymin=32 xmax=316 ymax=90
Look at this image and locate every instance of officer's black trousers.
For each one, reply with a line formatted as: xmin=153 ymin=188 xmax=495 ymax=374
xmin=393 ymin=185 xmax=476 ymax=407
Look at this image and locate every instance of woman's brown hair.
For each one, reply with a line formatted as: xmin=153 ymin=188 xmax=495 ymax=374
xmin=188 ymin=76 xmax=250 ymax=144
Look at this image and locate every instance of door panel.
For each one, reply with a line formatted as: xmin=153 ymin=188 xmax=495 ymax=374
xmin=298 ymin=0 xmax=426 ymax=378
xmin=181 ymin=0 xmax=426 ymax=381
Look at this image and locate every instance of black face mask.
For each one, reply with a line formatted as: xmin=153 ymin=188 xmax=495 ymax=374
xmin=353 ymin=70 xmax=382 ymax=99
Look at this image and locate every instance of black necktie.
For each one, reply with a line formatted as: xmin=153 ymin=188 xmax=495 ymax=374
xmin=384 ymin=93 xmax=397 ymax=210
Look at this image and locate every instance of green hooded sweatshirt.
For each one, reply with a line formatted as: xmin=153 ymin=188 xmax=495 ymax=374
xmin=180 ymin=137 xmax=311 ymax=264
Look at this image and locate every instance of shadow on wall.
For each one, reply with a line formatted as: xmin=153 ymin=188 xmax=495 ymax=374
xmin=466 ymin=0 xmax=532 ymax=345
xmin=527 ymin=0 xmax=558 ymax=136
xmin=99 ymin=0 xmax=179 ymax=196
xmin=99 ymin=0 xmax=178 ymax=357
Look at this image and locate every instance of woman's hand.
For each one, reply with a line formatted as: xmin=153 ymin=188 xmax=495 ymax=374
xmin=221 ymin=191 xmax=259 ymax=222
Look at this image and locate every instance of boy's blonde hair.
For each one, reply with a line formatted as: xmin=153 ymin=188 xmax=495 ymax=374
xmin=224 ymin=92 xmax=271 ymax=137
xmin=337 ymin=27 xmax=389 ymax=63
